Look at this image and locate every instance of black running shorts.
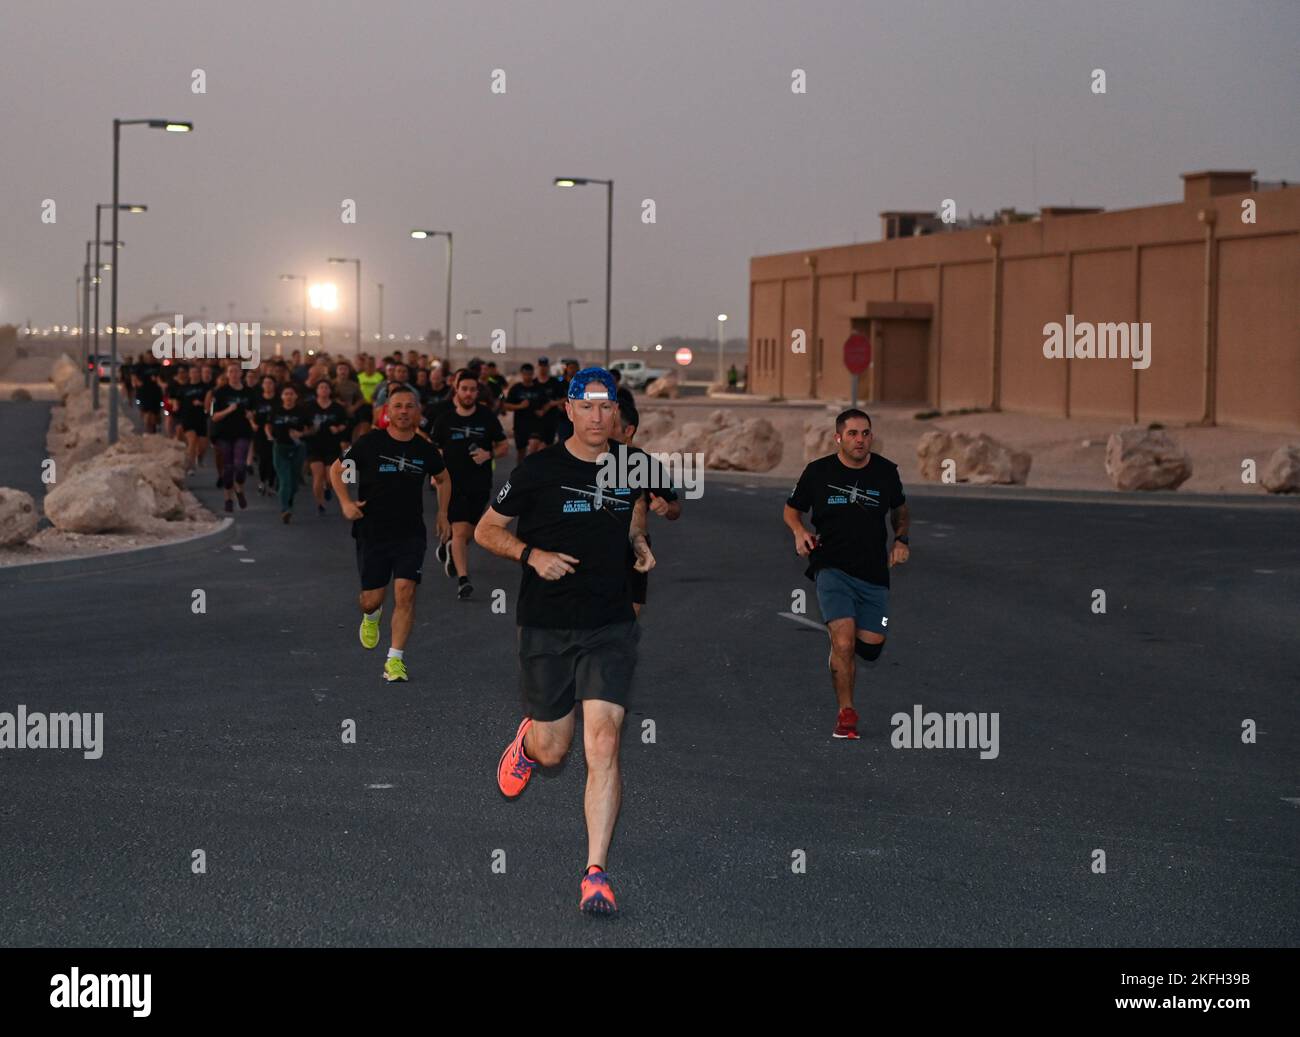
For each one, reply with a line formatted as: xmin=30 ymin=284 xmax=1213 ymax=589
xmin=518 ymin=621 xmax=640 ymax=722
xmin=355 ymin=532 xmax=427 ymax=589
xmin=447 ymin=479 xmax=491 ymax=525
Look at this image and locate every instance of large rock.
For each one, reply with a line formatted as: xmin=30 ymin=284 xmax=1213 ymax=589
xmin=1104 ymin=427 xmax=1191 ymax=491
xmin=917 ymin=430 xmax=1031 ymax=484
xmin=44 ymin=466 xmax=149 ymax=533
xmin=1261 ymin=443 xmax=1300 ymax=494
xmin=645 ymin=371 xmax=678 ymax=399
xmin=0 ymin=488 xmax=39 ymax=546
xmin=706 ymin=417 xmax=784 ymax=472
xmin=50 ymin=353 xmax=80 ymax=393
xmin=92 ymin=434 xmax=188 ymax=483
xmin=633 ymin=409 xmax=675 ymax=445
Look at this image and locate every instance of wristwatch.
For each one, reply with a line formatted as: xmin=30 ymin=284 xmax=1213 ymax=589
xmin=520 ymin=545 xmax=534 ymax=569
xmin=895 ymin=536 xmax=910 ymax=545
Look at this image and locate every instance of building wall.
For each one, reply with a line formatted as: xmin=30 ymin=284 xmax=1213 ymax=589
xmin=749 ymin=183 xmax=1300 ymax=431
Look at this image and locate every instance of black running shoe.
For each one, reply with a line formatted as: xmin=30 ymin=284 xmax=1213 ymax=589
xmin=435 ymin=540 xmax=448 ymax=565
xmin=444 ymin=551 xmax=457 ymax=578
xmin=457 ymin=582 xmax=473 ymax=601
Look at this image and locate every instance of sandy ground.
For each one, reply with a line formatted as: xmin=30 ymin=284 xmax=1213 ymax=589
xmin=637 ymin=395 xmax=1298 ymax=495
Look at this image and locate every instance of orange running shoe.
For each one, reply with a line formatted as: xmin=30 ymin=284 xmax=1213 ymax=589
xmin=579 ymin=866 xmax=618 ymax=915
xmin=497 ymin=717 xmax=537 ymax=798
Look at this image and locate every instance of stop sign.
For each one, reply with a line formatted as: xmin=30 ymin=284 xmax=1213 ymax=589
xmin=843 ymin=332 xmax=871 ymax=374
xmin=675 ymin=347 xmax=693 ymax=366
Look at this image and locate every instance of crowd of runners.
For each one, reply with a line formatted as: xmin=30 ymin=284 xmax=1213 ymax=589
xmin=111 ymin=349 xmax=907 ymax=918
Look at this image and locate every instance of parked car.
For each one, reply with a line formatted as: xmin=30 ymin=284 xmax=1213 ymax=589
xmin=609 ymin=359 xmax=668 ymax=390
xmin=87 ymin=354 xmax=116 ymax=382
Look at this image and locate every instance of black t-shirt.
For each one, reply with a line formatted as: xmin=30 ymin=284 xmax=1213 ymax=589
xmin=176 ymin=380 xmax=209 ymax=419
xmin=269 ymin=402 xmax=311 ymax=445
xmin=492 ymin=441 xmax=644 ymax=629
xmin=420 ymin=392 xmax=453 ymax=432
xmin=250 ymin=393 xmax=279 ymax=431
xmin=210 ymin=385 xmax=255 ymax=440
xmin=506 ymin=381 xmax=549 ymax=436
xmin=134 ymin=372 xmax=163 ymax=409
xmin=306 ymin=400 xmax=348 ymax=448
xmin=618 ymin=444 xmax=678 ymax=568
xmin=787 ymin=453 xmax=906 ymax=588
xmin=432 ymin=405 xmax=506 ymax=486
xmin=342 ymin=429 xmax=447 ymax=541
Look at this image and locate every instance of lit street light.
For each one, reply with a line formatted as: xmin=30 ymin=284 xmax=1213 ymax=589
xmin=553 ymin=176 xmax=613 ymax=369
xmin=567 ymin=297 xmax=588 ymax=354
xmin=717 ymin=313 xmax=728 ymax=388
xmin=410 ymin=229 xmax=452 ymax=363
xmin=109 ymin=116 xmax=190 ymax=442
xmin=327 ymin=257 xmax=361 ymax=354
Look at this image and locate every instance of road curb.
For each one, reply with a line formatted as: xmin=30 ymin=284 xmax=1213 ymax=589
xmin=0 ymin=517 xmax=236 ymax=584
xmin=704 ymin=469 xmax=1300 ymax=510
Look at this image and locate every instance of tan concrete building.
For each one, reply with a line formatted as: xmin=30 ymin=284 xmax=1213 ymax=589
xmin=748 ymin=170 xmax=1299 ymax=432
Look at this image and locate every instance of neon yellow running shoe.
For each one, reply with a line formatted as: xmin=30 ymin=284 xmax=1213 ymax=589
xmin=359 ymin=610 xmax=382 ymax=650
xmin=382 ymin=657 xmax=408 ymax=682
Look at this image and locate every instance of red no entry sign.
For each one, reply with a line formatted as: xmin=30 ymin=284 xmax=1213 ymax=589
xmin=843 ymin=332 xmax=871 ymax=374
xmin=675 ymin=347 xmax=693 ymax=365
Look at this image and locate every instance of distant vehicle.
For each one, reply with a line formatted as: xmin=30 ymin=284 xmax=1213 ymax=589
xmin=87 ymin=354 xmax=116 ymax=382
xmin=609 ymin=359 xmax=667 ymax=390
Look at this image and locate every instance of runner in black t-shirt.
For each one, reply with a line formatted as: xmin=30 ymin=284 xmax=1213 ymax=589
xmin=431 ymin=369 xmax=508 ymax=600
xmin=613 ymin=398 xmax=681 ymax=617
xmin=476 ymin=367 xmax=654 ymax=916
xmin=329 ymin=385 xmax=451 ymax=683
xmin=533 ymin=357 xmax=565 ymax=446
xmin=268 ymin=384 xmax=311 ymax=522
xmin=305 ymin=381 xmax=349 ymax=516
xmin=131 ymin=361 xmax=164 ymax=434
xmin=503 ymin=364 xmax=550 ymax=461
xmin=172 ymin=365 xmax=209 ymax=475
xmin=783 ymin=408 xmax=910 ymax=741
xmin=249 ymin=375 xmax=280 ymax=495
xmin=210 ymin=364 xmax=256 ymax=513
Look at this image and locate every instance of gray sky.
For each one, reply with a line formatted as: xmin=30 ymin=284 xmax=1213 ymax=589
xmin=3 ymin=0 xmax=1297 ymax=346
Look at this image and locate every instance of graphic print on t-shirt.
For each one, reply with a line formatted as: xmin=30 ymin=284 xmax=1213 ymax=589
xmin=825 ymin=480 xmax=881 ymax=508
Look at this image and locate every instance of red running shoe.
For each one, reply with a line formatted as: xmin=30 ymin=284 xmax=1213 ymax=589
xmin=497 ymin=717 xmax=536 ymax=798
xmin=579 ymin=866 xmax=618 ymax=915
xmin=833 ymin=706 xmax=860 ymax=740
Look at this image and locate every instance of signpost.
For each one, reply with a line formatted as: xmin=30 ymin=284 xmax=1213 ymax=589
xmin=843 ymin=330 xmax=871 ymax=406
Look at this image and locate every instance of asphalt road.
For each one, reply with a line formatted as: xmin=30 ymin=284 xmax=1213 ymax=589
xmin=2 ymin=441 xmax=1297 ymax=946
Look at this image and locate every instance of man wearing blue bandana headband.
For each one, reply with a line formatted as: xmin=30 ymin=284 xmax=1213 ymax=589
xmin=475 ymin=367 xmax=655 ymax=916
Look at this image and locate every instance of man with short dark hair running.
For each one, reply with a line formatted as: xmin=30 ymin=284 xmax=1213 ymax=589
xmin=476 ymin=367 xmax=654 ymax=915
xmin=783 ymin=409 xmax=909 ymax=740
xmin=432 ymin=369 xmax=508 ymax=599
xmin=330 ymin=385 xmax=451 ymax=682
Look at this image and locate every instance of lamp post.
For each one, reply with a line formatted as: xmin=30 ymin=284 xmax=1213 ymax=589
xmin=410 ymin=230 xmax=452 ymax=363
xmin=109 ymin=116 xmax=189 ymax=442
xmin=513 ymin=307 xmax=533 ymax=352
xmin=87 ymin=241 xmax=122 ymax=403
xmin=95 ymin=200 xmax=145 ymax=405
xmin=567 ymin=297 xmax=588 ymax=354
xmin=327 ymin=257 xmax=362 ymax=355
xmin=553 ymin=177 xmax=613 ymax=369
xmin=462 ymin=308 xmax=481 ymax=364
xmin=279 ymin=274 xmax=308 ymax=343
xmin=717 ymin=313 xmax=728 ymax=388
xmin=377 ymin=282 xmax=384 ymax=341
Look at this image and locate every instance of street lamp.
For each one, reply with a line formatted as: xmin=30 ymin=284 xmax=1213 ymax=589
xmin=717 ymin=313 xmax=728 ymax=388
xmin=327 ymin=257 xmax=361 ymax=354
xmin=553 ymin=176 xmax=613 ymax=369
xmin=279 ymin=274 xmax=309 ymax=342
xmin=567 ymin=297 xmax=588 ymax=354
xmin=95 ymin=201 xmax=145 ymax=406
xmin=513 ymin=307 xmax=533 ymax=352
xmin=110 ymin=115 xmax=190 ymax=442
xmin=410 ymin=229 xmax=452 ymax=363
xmin=462 ymin=308 xmax=482 ymax=363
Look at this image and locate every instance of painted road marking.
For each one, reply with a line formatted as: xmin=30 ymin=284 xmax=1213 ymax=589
xmin=366 ymin=784 xmax=395 ymax=789
xmin=232 ymin=544 xmax=246 ymax=551
xmin=239 ymin=558 xmax=255 ymax=564
xmin=778 ymin=611 xmax=825 ymax=631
